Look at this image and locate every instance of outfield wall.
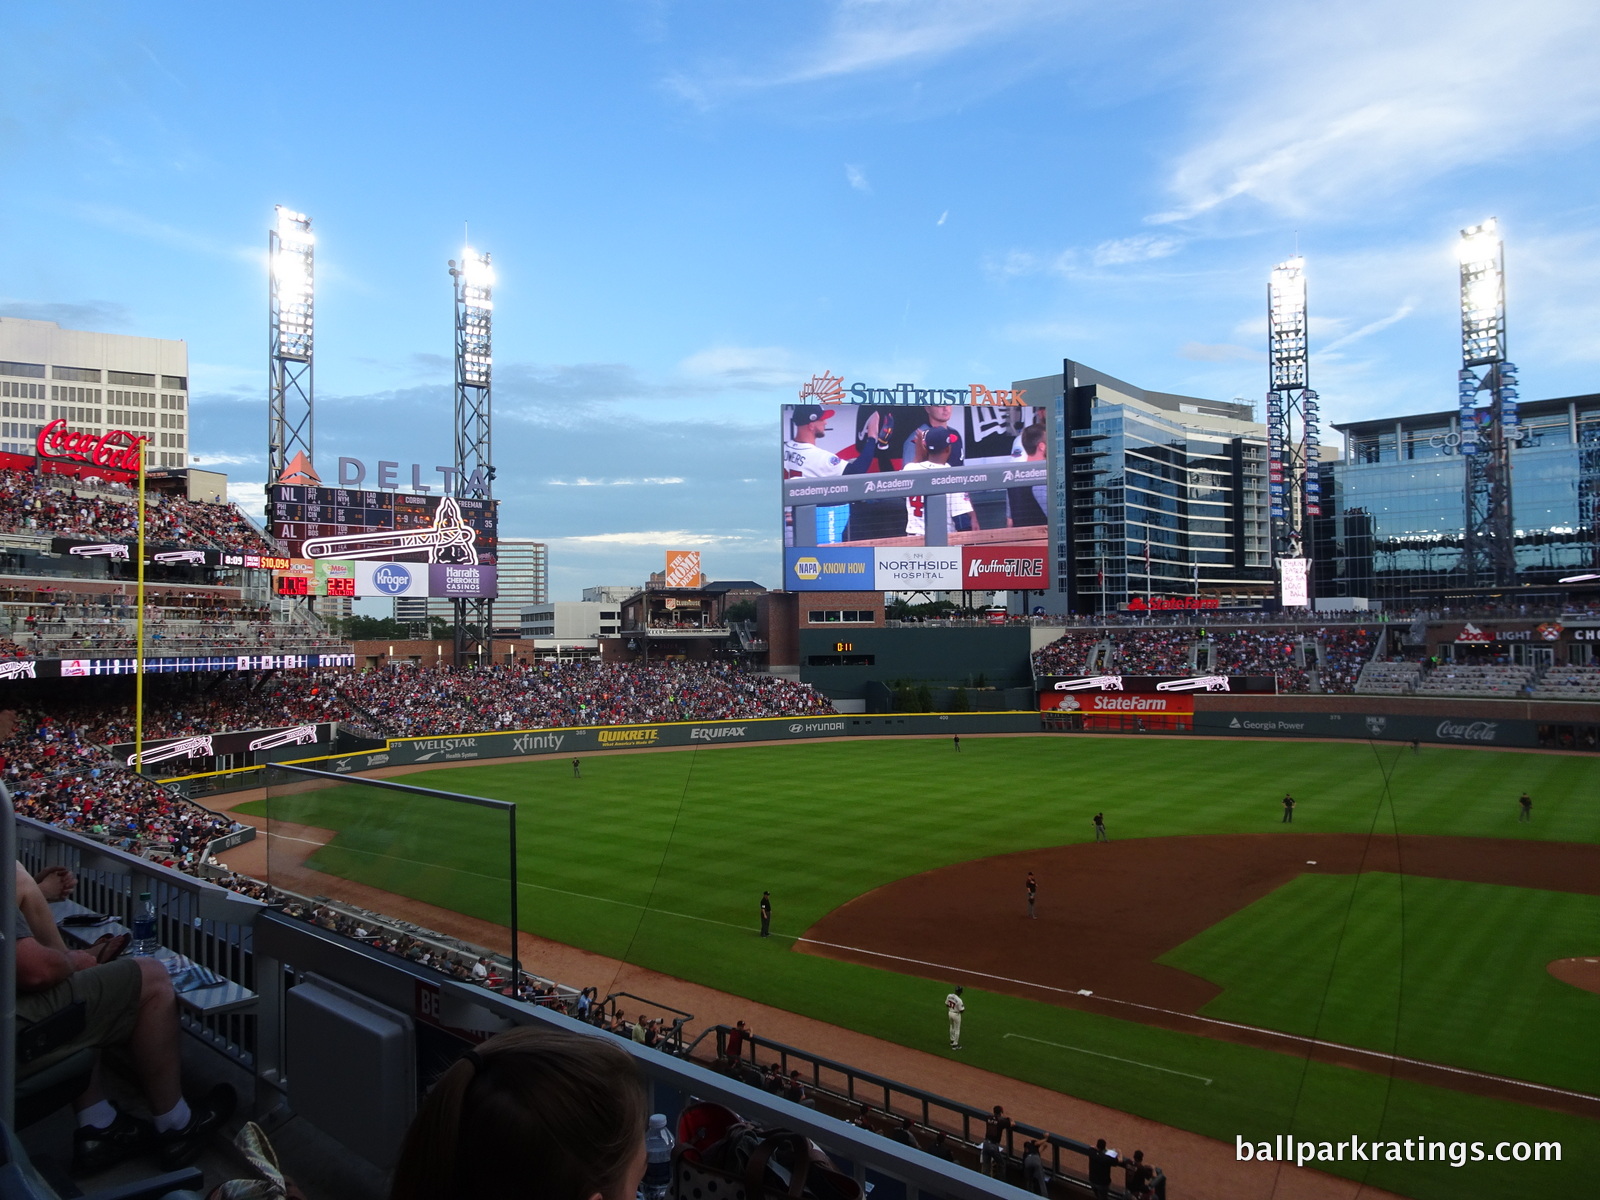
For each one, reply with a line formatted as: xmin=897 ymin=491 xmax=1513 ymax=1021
xmin=315 ymin=711 xmax=1043 ymax=772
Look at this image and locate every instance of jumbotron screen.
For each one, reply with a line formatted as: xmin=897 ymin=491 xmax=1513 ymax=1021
xmin=780 ymin=399 xmax=1053 ymax=592
xmin=267 ymin=485 xmax=498 ymax=565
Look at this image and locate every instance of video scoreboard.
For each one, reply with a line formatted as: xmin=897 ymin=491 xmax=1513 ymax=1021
xmin=266 ymin=485 xmax=498 ymax=563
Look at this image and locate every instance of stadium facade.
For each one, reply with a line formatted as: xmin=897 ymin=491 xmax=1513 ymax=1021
xmin=1317 ymin=393 xmax=1600 ymax=600
xmin=0 ymin=315 xmax=192 ymax=470
xmin=1015 ymin=360 xmax=1278 ymax=614
xmin=1012 ymin=361 xmax=1599 ymax=613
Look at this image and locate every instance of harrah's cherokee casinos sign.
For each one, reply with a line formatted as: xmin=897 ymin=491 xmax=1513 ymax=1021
xmin=36 ymin=420 xmax=147 ymax=476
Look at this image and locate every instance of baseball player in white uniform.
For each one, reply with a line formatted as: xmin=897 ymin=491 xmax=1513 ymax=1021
xmin=784 ymin=405 xmax=881 ymax=543
xmin=946 ymin=985 xmax=966 ymax=1048
xmin=902 ymin=427 xmax=973 ymax=538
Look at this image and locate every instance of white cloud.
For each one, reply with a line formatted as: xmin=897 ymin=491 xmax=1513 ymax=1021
xmin=1091 ymin=234 xmax=1182 ymax=266
xmin=1179 ymin=342 xmax=1259 ymax=363
xmin=547 ymin=530 xmax=760 ymax=548
xmin=668 ymin=0 xmax=1072 ymax=102
xmin=547 ymin=477 xmax=686 ymax=487
xmin=1318 ymin=304 xmax=1415 ymax=357
xmin=845 ymin=163 xmax=871 ymax=193
xmin=936 ymin=210 xmax=948 ymax=226
xmin=1151 ymin=1 xmax=1600 ymax=223
xmin=677 ymin=345 xmax=798 ymax=386
xmin=227 ymin=482 xmax=266 ymax=523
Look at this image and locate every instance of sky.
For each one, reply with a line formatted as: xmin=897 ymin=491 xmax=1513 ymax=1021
xmin=4 ymin=1 xmax=1599 ymax=599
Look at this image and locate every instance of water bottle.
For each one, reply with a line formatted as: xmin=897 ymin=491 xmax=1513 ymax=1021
xmin=131 ymin=891 xmax=158 ymax=956
xmin=639 ymin=1113 xmax=674 ymax=1200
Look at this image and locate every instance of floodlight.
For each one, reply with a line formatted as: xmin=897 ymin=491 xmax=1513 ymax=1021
xmin=1457 ymin=219 xmax=1499 ymax=264
xmin=1558 ymin=573 xmax=1600 ymax=584
xmin=460 ymin=248 xmax=495 ymax=289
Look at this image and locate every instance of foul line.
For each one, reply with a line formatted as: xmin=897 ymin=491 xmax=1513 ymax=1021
xmin=252 ymin=839 xmax=1600 ymax=1108
xmin=795 ymin=936 xmax=1600 ymax=1106
xmin=1003 ymin=1033 xmax=1212 ymax=1084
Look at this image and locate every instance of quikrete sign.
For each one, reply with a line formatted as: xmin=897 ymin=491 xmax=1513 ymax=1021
xmin=843 ymin=382 xmax=1029 ymax=406
xmin=36 ymin=420 xmax=147 ymax=479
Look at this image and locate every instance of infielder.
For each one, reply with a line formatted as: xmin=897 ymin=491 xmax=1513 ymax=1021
xmin=945 ymin=985 xmax=966 ymax=1048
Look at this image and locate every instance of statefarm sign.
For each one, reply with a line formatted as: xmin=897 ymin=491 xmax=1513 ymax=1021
xmin=35 ymin=419 xmax=147 ymax=481
xmin=1041 ymin=692 xmax=1195 ymax=714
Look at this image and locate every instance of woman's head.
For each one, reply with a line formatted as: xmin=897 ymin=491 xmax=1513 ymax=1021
xmin=391 ymin=1023 xmax=648 ymax=1200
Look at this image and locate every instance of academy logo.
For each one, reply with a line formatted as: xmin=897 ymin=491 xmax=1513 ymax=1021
xmin=863 ymin=478 xmax=913 ymax=494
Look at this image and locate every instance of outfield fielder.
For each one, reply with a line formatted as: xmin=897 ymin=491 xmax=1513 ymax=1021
xmin=946 ymin=985 xmax=966 ymax=1048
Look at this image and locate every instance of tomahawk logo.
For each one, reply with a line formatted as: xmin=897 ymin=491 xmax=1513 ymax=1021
xmin=70 ymin=543 xmax=130 ymax=561
xmin=1053 ymin=676 xmax=1124 ymax=691
xmin=1157 ymin=676 xmax=1231 ymax=692
xmin=512 ymin=732 xmax=565 ymax=753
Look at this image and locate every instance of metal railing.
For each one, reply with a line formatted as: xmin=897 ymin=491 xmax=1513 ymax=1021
xmin=691 ymin=1026 xmax=1148 ymax=1197
xmin=253 ymin=913 xmax=1043 ymax=1200
xmin=14 ymin=816 xmax=267 ymax=1065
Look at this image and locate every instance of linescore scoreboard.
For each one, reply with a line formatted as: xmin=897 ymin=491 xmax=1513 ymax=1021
xmin=266 ymin=485 xmax=498 ymax=563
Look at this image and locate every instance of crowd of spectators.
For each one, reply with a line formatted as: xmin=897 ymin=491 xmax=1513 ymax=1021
xmin=4 ymin=711 xmax=241 ymax=862
xmin=1207 ymin=629 xmax=1309 ymax=692
xmin=1109 ymin=629 xmax=1194 ymax=675
xmin=1033 ymin=624 xmax=1380 ymax=693
xmin=0 ymin=468 xmax=276 ymax=553
xmin=1315 ymin=628 xmax=1381 ymax=694
xmin=332 ymin=660 xmax=837 ymax=736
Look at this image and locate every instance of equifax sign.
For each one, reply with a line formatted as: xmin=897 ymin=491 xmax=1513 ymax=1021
xmin=36 ymin=420 xmax=147 ymax=475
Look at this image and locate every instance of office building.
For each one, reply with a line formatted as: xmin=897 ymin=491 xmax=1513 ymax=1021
xmin=582 ymin=585 xmax=639 ymax=604
xmin=490 ymin=537 xmax=547 ymax=634
xmin=1318 ymin=393 xmax=1600 ymax=599
xmin=1018 ymin=360 xmax=1275 ymax=613
xmin=0 ymin=316 xmax=191 ymax=469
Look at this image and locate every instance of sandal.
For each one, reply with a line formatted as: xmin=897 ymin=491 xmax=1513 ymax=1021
xmin=90 ymin=932 xmax=131 ymax=963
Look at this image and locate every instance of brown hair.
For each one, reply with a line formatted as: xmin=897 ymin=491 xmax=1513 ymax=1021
xmin=390 ymin=1023 xmax=647 ymax=1200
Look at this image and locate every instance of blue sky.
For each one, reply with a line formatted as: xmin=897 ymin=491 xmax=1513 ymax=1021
xmin=4 ymin=1 xmax=1599 ymax=598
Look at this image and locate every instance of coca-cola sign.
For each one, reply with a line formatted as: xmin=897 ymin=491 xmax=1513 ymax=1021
xmin=35 ymin=419 xmax=147 ymax=475
xmin=1435 ymin=719 xmax=1499 ymax=742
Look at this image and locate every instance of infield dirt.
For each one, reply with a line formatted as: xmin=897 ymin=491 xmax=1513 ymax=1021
xmin=800 ymin=832 xmax=1600 ymax=1119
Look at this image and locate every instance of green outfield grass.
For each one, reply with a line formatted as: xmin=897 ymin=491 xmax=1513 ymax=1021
xmin=239 ymin=737 xmax=1600 ymax=1200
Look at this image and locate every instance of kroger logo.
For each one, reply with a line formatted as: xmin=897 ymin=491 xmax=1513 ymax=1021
xmin=373 ymin=564 xmax=413 ymax=594
xmin=793 ymin=557 xmax=822 ymax=581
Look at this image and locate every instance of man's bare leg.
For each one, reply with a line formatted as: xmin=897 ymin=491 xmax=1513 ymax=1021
xmin=128 ymin=957 xmax=183 ymax=1114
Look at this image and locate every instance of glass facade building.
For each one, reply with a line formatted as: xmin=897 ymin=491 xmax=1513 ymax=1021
xmin=1318 ymin=394 xmax=1600 ymax=599
xmin=1016 ymin=361 xmax=1275 ymax=613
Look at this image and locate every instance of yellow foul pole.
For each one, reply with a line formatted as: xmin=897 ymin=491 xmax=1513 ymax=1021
xmin=134 ymin=444 xmax=147 ymax=770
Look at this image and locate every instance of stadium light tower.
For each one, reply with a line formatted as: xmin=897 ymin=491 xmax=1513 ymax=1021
xmin=449 ymin=246 xmax=494 ymax=666
xmin=1266 ymin=256 xmax=1322 ymax=588
xmin=268 ymin=207 xmax=316 ymax=482
xmin=1457 ymin=218 xmax=1518 ymax=588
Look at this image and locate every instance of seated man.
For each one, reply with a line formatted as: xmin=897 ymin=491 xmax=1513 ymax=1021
xmin=12 ymin=870 xmax=233 ymax=1173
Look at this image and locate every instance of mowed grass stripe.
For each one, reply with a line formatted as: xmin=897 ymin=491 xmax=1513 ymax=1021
xmin=240 ymin=737 xmax=1600 ymax=1200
